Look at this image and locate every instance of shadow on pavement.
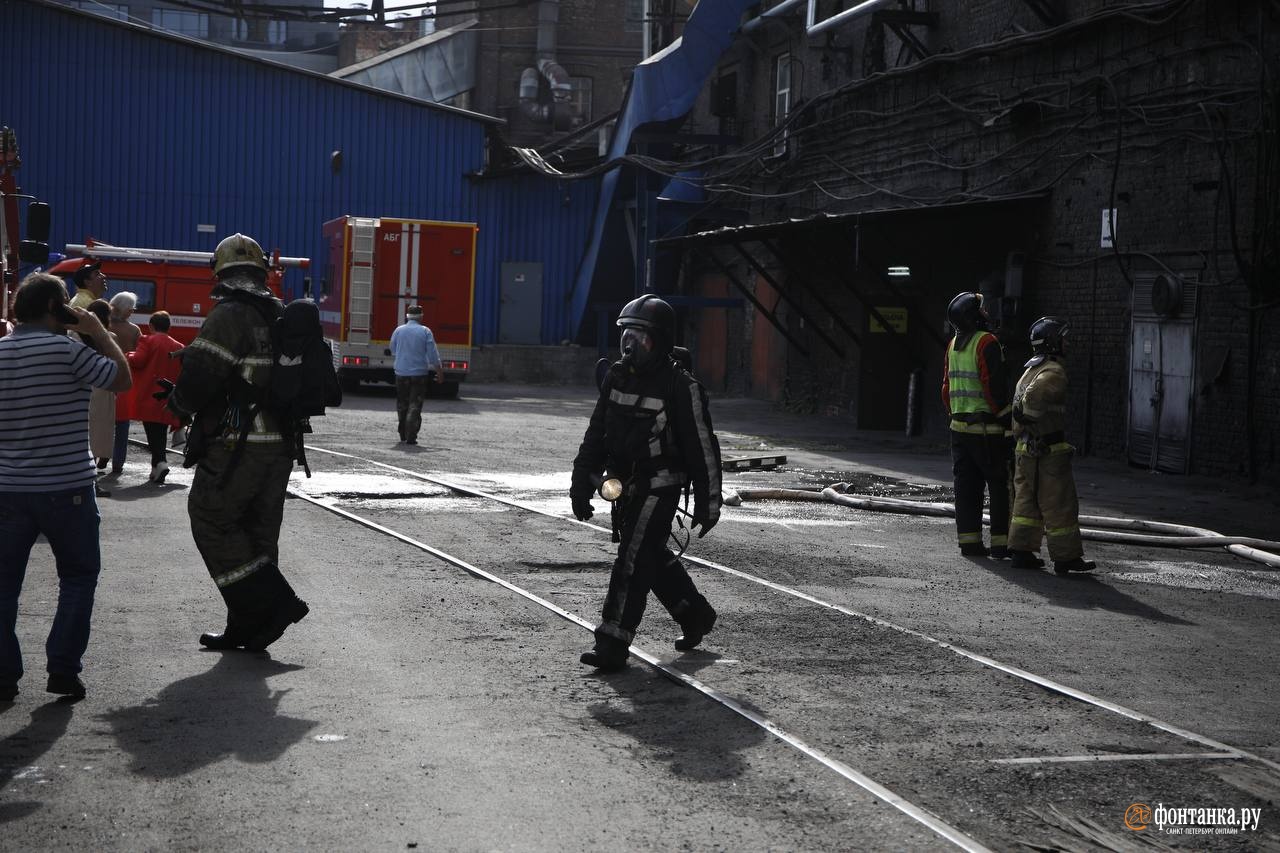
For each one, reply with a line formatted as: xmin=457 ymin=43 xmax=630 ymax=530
xmin=100 ymin=654 xmax=316 ymax=779
xmin=979 ymin=560 xmax=1195 ymax=625
xmin=586 ymin=658 xmax=765 ymax=783
xmin=100 ymin=482 xmax=189 ymax=502
xmin=0 ymin=700 xmax=75 ymax=823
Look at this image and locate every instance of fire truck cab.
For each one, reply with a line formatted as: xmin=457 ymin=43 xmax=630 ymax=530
xmin=320 ymin=216 xmax=476 ymax=398
xmin=47 ymin=240 xmax=307 ymax=345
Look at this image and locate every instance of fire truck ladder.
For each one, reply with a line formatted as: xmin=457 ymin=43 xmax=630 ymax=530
xmin=66 ymin=241 xmax=310 ymax=268
xmin=346 ymin=218 xmax=378 ymax=345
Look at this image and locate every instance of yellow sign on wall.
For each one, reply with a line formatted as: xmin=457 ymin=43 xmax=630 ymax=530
xmin=870 ymin=307 xmax=908 ymax=334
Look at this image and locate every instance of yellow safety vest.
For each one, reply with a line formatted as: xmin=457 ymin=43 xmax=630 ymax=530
xmin=947 ymin=333 xmax=1004 ymax=435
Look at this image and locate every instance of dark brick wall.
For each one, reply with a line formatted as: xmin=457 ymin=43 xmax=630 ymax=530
xmin=683 ymin=0 xmax=1279 ymax=484
xmin=461 ymin=0 xmax=642 ymax=147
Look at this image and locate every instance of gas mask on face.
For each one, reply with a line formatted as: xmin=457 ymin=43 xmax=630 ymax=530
xmin=620 ymin=326 xmax=654 ymax=369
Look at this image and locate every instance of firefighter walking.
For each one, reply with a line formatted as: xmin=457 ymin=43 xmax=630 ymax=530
xmin=167 ymin=233 xmax=310 ymax=651
xmin=941 ymin=292 xmax=1016 ymax=559
xmin=1008 ymin=316 xmax=1096 ymax=575
xmin=570 ymin=295 xmax=722 ymax=671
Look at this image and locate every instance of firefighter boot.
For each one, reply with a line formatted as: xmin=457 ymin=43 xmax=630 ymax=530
xmin=959 ymin=542 xmax=989 ymax=557
xmin=1054 ymin=558 xmax=1097 ymax=576
xmin=1009 ymin=550 xmax=1045 ymax=570
xmin=199 ymin=610 xmax=254 ymax=650
xmin=245 ymin=586 xmax=310 ymax=652
xmin=201 ymin=567 xmax=280 ymax=650
xmin=580 ymin=632 xmax=629 ymax=672
xmin=674 ymin=602 xmax=718 ymax=651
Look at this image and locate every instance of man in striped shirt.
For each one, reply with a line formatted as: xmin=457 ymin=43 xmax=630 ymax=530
xmin=0 ymin=272 xmax=131 ymax=702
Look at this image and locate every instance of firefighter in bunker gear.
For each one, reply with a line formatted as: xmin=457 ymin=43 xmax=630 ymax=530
xmin=1007 ymin=316 xmax=1096 ymax=575
xmin=571 ymin=295 xmax=722 ymax=671
xmin=942 ymin=291 xmax=1015 ymax=559
xmin=166 ymin=233 xmax=310 ymax=650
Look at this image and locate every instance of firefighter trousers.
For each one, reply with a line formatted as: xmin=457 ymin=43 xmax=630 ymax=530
xmin=189 ymin=440 xmax=299 ymax=618
xmin=1008 ymin=448 xmax=1084 ymax=563
xmin=595 ymin=488 xmax=711 ymax=648
xmin=950 ymin=431 xmax=1012 ymax=548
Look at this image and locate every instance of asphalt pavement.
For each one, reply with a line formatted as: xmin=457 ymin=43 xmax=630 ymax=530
xmin=3 ymin=382 xmax=1277 ymax=851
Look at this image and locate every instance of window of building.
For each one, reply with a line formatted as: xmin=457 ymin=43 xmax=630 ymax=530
xmin=71 ymin=2 xmax=129 ymax=21
xmin=231 ymin=17 xmax=248 ymax=41
xmin=568 ymin=77 xmax=593 ymax=126
xmin=266 ymin=19 xmax=287 ymax=45
xmin=151 ymin=8 xmax=209 ymax=39
xmin=773 ymin=52 xmax=792 ymax=157
xmin=624 ymin=0 xmax=644 ymax=33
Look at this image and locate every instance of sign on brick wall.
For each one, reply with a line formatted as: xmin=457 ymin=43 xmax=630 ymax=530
xmin=870 ymin=307 xmax=908 ymax=333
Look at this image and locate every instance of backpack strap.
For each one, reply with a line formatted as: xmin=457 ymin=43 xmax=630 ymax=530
xmin=214 ymin=292 xmax=286 ymax=488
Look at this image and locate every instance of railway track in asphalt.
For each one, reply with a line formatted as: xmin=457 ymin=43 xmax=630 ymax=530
xmin=272 ymin=443 xmax=1278 ymax=849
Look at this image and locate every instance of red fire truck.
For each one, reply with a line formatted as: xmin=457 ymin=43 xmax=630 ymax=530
xmin=320 ymin=215 xmax=476 ymax=398
xmin=47 ymin=239 xmax=308 ymax=345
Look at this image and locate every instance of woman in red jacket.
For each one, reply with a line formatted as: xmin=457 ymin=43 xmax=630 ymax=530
xmin=127 ymin=311 xmax=185 ymax=483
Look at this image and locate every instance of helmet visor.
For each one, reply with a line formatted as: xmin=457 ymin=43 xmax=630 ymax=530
xmin=620 ymin=326 xmax=653 ymax=356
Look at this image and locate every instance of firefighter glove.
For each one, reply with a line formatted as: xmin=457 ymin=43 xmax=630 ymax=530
xmin=691 ymin=508 xmax=719 ymax=539
xmin=571 ymin=495 xmax=594 ymax=522
xmin=153 ymin=378 xmax=175 ymax=401
xmin=570 ymin=468 xmax=596 ymax=521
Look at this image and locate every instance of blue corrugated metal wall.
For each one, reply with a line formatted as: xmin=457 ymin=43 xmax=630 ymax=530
xmin=3 ymin=1 xmax=597 ymax=344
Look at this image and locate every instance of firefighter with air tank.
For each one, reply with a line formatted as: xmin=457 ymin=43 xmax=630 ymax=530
xmin=570 ymin=295 xmax=722 ymax=671
xmin=1007 ymin=316 xmax=1097 ymax=575
xmin=166 ymin=233 xmax=311 ymax=651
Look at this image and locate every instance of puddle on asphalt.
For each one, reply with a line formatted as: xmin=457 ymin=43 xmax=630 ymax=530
xmin=293 ymin=471 xmax=498 ymax=513
xmin=778 ymin=468 xmax=948 ymax=499
xmin=292 ymin=467 xmax=946 ymax=525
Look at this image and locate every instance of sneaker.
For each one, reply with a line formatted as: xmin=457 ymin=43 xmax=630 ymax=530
xmin=959 ymin=543 xmax=989 ymax=557
xmin=151 ymin=461 xmax=170 ymax=484
xmin=675 ymin=604 xmax=718 ymax=651
xmin=1054 ymin=558 xmax=1097 ymax=576
xmin=405 ymin=438 xmax=418 ymax=445
xmin=46 ymin=673 xmax=86 ymax=699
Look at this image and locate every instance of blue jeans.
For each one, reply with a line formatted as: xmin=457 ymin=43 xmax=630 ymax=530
xmin=113 ymin=420 xmax=130 ymax=471
xmin=0 ymin=485 xmax=102 ymax=685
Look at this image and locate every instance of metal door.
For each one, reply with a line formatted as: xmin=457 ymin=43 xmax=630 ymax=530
xmin=1128 ymin=275 xmax=1197 ymax=473
xmin=499 ymin=262 xmax=543 ymax=344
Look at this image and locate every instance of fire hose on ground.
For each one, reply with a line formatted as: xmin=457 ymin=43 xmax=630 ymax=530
xmin=722 ymin=486 xmax=1280 ymax=570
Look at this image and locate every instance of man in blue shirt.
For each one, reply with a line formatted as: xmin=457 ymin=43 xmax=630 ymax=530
xmin=389 ymin=305 xmax=442 ymax=445
xmin=0 ymin=272 xmax=131 ymax=702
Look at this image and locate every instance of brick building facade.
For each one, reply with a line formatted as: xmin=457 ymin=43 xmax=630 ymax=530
xmin=664 ymin=0 xmax=1278 ymax=484
xmin=436 ymin=0 xmax=648 ymax=149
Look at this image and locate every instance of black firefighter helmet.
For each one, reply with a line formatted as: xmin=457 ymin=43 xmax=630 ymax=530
xmin=1028 ymin=316 xmax=1069 ymax=355
xmin=946 ymin=291 xmax=989 ymax=335
xmin=617 ymin=294 xmax=675 ymax=343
